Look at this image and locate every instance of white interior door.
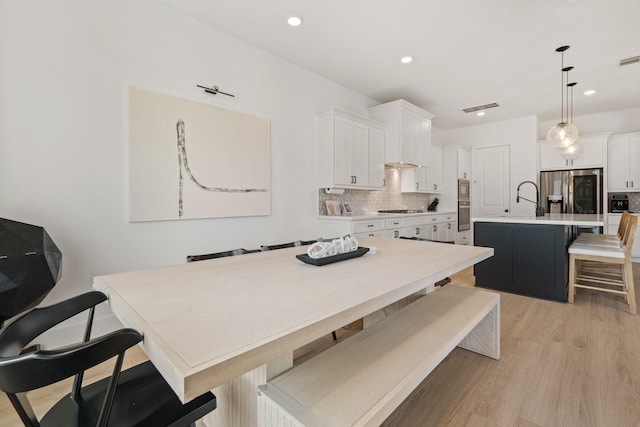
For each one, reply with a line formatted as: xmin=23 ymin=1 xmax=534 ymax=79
xmin=475 ymin=145 xmax=510 ymax=216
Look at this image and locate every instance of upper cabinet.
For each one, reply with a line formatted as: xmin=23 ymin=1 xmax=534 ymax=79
xmin=368 ymin=100 xmax=434 ymax=168
xmin=457 ymin=146 xmax=471 ymax=179
xmin=538 ymin=133 xmax=608 ymax=170
xmin=401 ymin=144 xmax=443 ymax=193
xmin=317 ymin=107 xmax=385 ymax=190
xmin=608 ymin=132 xmax=640 ymax=192
xmin=426 ymin=144 xmax=443 ymax=192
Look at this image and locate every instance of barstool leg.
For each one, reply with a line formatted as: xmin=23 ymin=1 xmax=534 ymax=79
xmin=624 ymin=260 xmax=637 ymax=315
xmin=568 ymin=254 xmax=576 ymax=303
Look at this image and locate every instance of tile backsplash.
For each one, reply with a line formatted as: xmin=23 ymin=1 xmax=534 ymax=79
xmin=629 ymin=192 xmax=640 ymax=212
xmin=318 ymin=167 xmax=435 ymax=215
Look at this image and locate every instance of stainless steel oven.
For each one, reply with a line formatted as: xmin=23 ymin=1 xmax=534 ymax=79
xmin=458 ymin=200 xmax=470 ymax=231
xmin=458 ymin=179 xmax=470 ymax=201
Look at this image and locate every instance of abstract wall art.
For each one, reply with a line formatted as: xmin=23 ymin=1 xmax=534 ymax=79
xmin=128 ymin=87 xmax=270 ymax=221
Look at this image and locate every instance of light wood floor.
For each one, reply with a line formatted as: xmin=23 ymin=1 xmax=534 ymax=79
xmin=2 ymin=264 xmax=639 ymax=427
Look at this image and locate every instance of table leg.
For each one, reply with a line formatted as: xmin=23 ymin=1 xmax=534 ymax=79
xmin=204 ymin=352 xmax=293 ymax=427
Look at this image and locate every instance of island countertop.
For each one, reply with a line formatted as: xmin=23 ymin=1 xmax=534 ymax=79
xmin=472 ymin=213 xmax=604 ymax=227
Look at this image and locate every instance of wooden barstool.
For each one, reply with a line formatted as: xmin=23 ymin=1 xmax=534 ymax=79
xmin=568 ymin=214 xmax=638 ymax=314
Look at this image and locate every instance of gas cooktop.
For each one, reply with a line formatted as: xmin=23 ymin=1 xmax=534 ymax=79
xmin=377 ymin=209 xmax=425 ymax=214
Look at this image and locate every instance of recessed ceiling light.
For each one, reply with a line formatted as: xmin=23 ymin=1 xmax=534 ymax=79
xmin=287 ymin=16 xmax=303 ymax=27
xmin=476 ymin=111 xmax=486 ymax=117
xmin=400 ymin=56 xmax=413 ymax=64
xmin=584 ymin=89 xmax=596 ymax=96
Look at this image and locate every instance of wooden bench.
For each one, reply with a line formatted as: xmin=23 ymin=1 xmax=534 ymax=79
xmin=257 ymin=285 xmax=500 ymax=427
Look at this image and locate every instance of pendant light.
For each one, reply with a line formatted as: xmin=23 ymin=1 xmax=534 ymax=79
xmin=560 ymin=81 xmax=583 ymax=160
xmin=547 ymin=46 xmax=579 ymax=148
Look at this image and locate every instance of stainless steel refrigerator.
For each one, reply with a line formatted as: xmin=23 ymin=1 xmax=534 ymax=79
xmin=539 ymin=168 xmax=603 ymax=214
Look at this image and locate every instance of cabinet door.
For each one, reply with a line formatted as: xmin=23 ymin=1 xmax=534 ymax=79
xmin=458 ymin=147 xmax=471 ymax=179
xmin=426 ymin=145 xmax=443 ymax=192
xmin=540 ymin=135 xmax=604 ymax=170
xmin=444 ymin=221 xmax=456 ymax=242
xmin=539 ymin=141 xmax=569 ymax=170
xmin=629 ymin=135 xmax=640 ymax=190
xmin=400 ymin=167 xmax=428 ymax=193
xmin=368 ymin=126 xmax=385 ymax=188
xmin=608 ymin=136 xmax=629 ymax=191
xmin=572 ymin=136 xmax=604 ymax=168
xmin=401 ymin=111 xmax=423 ymax=166
xmin=423 ymin=224 xmax=435 ymax=240
xmin=334 ymin=116 xmax=368 ymax=187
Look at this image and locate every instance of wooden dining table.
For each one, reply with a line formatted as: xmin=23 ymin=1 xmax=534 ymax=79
xmin=93 ymin=236 xmax=493 ymax=427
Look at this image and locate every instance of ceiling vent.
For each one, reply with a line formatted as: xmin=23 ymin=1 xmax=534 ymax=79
xmin=619 ymin=55 xmax=640 ymax=66
xmin=462 ymin=102 xmax=499 ymax=113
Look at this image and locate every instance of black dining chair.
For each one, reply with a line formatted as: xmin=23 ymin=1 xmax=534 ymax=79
xmin=259 ymin=240 xmax=317 ymax=251
xmin=0 ymin=291 xmax=216 ymax=427
xmin=186 ymin=248 xmax=261 ymax=262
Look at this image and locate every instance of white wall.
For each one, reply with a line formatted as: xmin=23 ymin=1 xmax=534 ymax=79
xmin=440 ymin=115 xmax=538 ymax=217
xmin=0 ymin=0 xmax=377 ymax=343
xmin=538 ymin=107 xmax=640 ymax=138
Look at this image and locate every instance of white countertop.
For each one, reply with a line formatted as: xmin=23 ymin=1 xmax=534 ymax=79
xmin=472 ymin=213 xmax=604 ymax=226
xmin=319 ymin=210 xmax=456 ymax=221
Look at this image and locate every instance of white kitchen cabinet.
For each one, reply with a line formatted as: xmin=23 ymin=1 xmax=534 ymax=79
xmin=368 ymin=100 xmax=434 ymax=168
xmin=368 ymin=126 xmax=386 ymax=189
xmin=538 ymin=133 xmax=607 ymax=170
xmin=318 ymin=212 xmax=458 ymax=243
xmin=400 ymin=145 xmax=443 ymax=193
xmin=457 ymin=230 xmax=471 ymax=245
xmin=317 ymin=107 xmax=386 ymax=190
xmin=424 ymin=214 xmax=457 ymax=242
xmin=608 ymin=132 xmax=640 ymax=192
xmin=457 ymin=146 xmax=471 ymax=179
xmin=426 ymin=145 xmax=443 ymax=192
xmin=400 ymin=167 xmax=428 ymax=193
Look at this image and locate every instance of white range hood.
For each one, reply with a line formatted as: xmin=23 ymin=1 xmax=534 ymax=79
xmin=368 ymin=99 xmax=435 ymax=168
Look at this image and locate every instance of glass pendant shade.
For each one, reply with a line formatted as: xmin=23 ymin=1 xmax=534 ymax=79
xmin=559 ymin=139 xmax=583 ymax=160
xmin=547 ymin=122 xmax=579 ymax=148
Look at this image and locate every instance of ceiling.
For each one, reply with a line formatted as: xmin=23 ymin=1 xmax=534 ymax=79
xmin=157 ymin=0 xmax=640 ymax=130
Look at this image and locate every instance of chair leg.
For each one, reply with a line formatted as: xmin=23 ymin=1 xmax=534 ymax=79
xmin=624 ymin=260 xmax=637 ymax=315
xmin=568 ymin=254 xmax=576 ymax=303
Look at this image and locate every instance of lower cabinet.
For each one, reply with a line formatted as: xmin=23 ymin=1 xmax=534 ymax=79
xmin=318 ymin=213 xmax=458 ymax=242
xmin=474 ymin=222 xmax=571 ymax=302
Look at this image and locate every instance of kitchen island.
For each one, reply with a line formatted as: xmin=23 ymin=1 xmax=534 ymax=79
xmin=472 ymin=214 xmax=604 ymax=302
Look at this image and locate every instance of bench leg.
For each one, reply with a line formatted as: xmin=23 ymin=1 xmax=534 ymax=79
xmin=457 ymin=301 xmax=500 ymax=360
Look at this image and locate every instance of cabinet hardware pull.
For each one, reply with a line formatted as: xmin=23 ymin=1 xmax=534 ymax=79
xmin=367 ymin=224 xmax=374 ymax=227
xmin=627 ymin=181 xmax=629 ymax=187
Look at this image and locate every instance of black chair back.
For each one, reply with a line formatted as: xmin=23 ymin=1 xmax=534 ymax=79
xmin=260 ymin=240 xmax=316 ymax=251
xmin=187 ymin=248 xmax=261 ymax=262
xmin=0 ymin=291 xmax=216 ymax=427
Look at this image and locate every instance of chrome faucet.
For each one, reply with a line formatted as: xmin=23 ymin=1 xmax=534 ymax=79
xmin=516 ymin=181 xmax=545 ymax=217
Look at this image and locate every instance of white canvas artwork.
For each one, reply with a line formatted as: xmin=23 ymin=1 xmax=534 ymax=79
xmin=128 ymin=87 xmax=270 ymax=221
